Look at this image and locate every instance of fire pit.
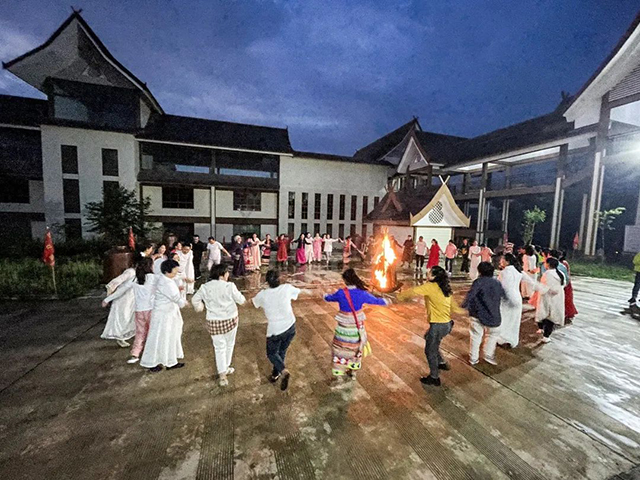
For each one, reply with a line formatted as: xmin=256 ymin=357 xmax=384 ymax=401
xmin=371 ymin=230 xmax=400 ymax=293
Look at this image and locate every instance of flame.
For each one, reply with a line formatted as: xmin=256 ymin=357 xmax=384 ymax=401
xmin=372 ymin=232 xmax=397 ymax=291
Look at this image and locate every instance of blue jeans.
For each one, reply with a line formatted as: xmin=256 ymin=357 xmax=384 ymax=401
xmin=266 ymin=324 xmax=296 ymax=375
xmin=424 ymin=321 xmax=453 ymax=379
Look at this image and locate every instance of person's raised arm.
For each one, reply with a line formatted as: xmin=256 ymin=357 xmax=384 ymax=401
xmin=324 ymin=289 xmax=340 ymax=302
xmin=102 ymin=281 xmax=134 ymax=307
xmin=362 ymin=291 xmax=389 ymax=306
xmin=231 ymin=283 xmax=246 ymax=305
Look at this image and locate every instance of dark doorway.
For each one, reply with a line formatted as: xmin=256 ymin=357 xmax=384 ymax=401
xmin=163 ymin=222 xmax=194 ymax=241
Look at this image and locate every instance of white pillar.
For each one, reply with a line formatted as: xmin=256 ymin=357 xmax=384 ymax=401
xmin=578 ymin=193 xmax=588 ymax=250
xmin=555 ymin=188 xmax=565 ymax=248
xmin=210 ymin=186 xmax=216 ymax=237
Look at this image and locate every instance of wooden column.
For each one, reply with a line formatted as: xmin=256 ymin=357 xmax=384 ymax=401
xmin=550 ymin=144 xmax=568 ymax=249
xmin=584 ymin=95 xmax=610 ymax=256
xmin=426 ymin=166 xmax=433 ymax=187
xmin=476 ymin=163 xmax=488 ymax=243
xmin=501 ymin=166 xmax=512 ymax=243
xmin=578 ymin=193 xmax=588 ymax=250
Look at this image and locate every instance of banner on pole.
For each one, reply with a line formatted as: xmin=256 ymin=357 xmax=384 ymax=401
xmin=43 ymin=229 xmax=55 ymax=267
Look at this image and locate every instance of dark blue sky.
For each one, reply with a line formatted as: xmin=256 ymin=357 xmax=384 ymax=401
xmin=1 ymin=1 xmax=638 ymax=154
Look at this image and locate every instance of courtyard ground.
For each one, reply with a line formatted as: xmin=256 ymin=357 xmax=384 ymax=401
xmin=1 ymin=264 xmax=639 ymax=480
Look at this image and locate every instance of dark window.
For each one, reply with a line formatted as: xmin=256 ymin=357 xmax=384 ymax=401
xmin=233 ymin=191 xmax=261 ymax=211
xmin=162 ymin=187 xmax=194 ymax=209
xmin=362 ymin=196 xmax=369 ymax=217
xmin=338 ymin=224 xmax=345 ymax=238
xmin=314 ymin=223 xmax=320 ymax=234
xmin=327 ymin=194 xmax=334 ymax=220
xmin=327 ymin=223 xmax=333 ymax=237
xmin=314 ymin=193 xmax=321 ymax=220
xmin=374 ymin=196 xmax=380 ymax=207
xmin=233 ymin=224 xmax=261 ymax=237
xmin=288 ymin=222 xmax=295 ymax=239
xmin=65 ymin=219 xmax=82 ymax=239
xmin=61 ymin=145 xmax=78 ymax=174
xmin=350 ymin=195 xmax=357 ymax=221
xmin=0 ymin=177 xmax=30 ymax=203
xmin=103 ymin=181 xmax=119 ymax=199
xmin=339 ymin=195 xmax=346 ymax=220
xmin=63 ymin=179 xmax=80 ymax=213
xmin=102 ymin=149 xmax=119 ymax=176
xmin=288 ymin=192 xmax=295 ymax=219
xmin=140 ymin=153 xmax=153 ymax=170
xmin=301 ymin=193 xmax=308 ymax=219
xmin=350 ymin=224 xmax=357 ymax=236
xmin=215 ymin=151 xmax=279 ymax=178
xmin=301 ymin=223 xmax=307 ymax=234
xmin=362 ymin=224 xmax=368 ymax=238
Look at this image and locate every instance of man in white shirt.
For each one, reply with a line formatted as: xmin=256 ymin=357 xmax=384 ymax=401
xmin=415 ymin=236 xmax=428 ymax=270
xmin=206 ymin=236 xmax=230 ymax=273
xmin=252 ymin=269 xmax=301 ymax=390
xmin=192 ymin=264 xmax=246 ymax=386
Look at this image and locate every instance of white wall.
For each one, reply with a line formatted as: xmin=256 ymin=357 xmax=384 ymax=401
xmin=215 ymin=190 xmax=278 ymax=219
xmin=144 ymin=185 xmax=212 ymax=217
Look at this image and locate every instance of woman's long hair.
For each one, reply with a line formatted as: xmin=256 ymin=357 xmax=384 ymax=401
xmin=503 ymin=253 xmax=522 ymax=273
xmin=136 ymin=257 xmax=154 ymax=285
xmin=430 ymin=266 xmax=452 ymax=297
xmin=545 ymin=257 xmax=565 ymax=285
xmin=343 ymin=268 xmax=367 ymax=291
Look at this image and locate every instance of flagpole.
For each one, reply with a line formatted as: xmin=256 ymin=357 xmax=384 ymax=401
xmin=51 ymin=264 xmax=58 ymax=297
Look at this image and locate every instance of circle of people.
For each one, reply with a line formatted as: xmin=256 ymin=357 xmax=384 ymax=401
xmin=100 ymin=235 xmax=578 ymax=389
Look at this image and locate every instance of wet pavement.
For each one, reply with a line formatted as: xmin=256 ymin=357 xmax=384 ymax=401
xmin=1 ymin=260 xmax=640 ymax=479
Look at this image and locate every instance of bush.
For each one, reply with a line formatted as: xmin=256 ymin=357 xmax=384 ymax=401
xmin=6 ymin=238 xmax=111 ymax=260
xmin=0 ymin=258 xmax=102 ymax=300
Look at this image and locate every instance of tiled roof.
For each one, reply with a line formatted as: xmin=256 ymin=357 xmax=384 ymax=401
xmin=353 ymin=118 xmax=419 ymax=162
xmin=137 ymin=114 xmax=293 ymax=154
xmin=294 ymin=150 xmax=390 ymax=165
xmin=0 ymin=94 xmax=47 ymax=127
xmin=366 ymin=185 xmax=439 ymax=223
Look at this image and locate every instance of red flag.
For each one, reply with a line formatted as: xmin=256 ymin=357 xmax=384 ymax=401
xmin=128 ymin=227 xmax=136 ymax=250
xmin=573 ymin=232 xmax=580 ymax=250
xmin=42 ymin=229 xmax=55 ymax=267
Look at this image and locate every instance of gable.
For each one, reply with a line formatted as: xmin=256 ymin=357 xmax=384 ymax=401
xmin=397 ymin=137 xmax=429 ymax=174
xmin=410 ymin=183 xmax=470 ymax=228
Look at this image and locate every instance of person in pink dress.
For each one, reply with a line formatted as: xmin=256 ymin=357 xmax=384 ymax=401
xmin=427 ymin=239 xmax=442 ymax=269
xmin=444 ymin=240 xmax=457 ymax=274
xmin=276 ymin=234 xmax=290 ymax=265
xmin=295 ymin=234 xmax=307 ymax=264
xmin=249 ymin=234 xmax=263 ymax=270
xmin=312 ymin=233 xmax=323 ymax=262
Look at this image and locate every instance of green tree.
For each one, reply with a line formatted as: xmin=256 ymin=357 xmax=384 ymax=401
xmin=595 ymin=207 xmax=625 ymax=259
xmin=522 ymin=206 xmax=546 ymax=245
xmin=85 ymin=186 xmax=153 ymax=246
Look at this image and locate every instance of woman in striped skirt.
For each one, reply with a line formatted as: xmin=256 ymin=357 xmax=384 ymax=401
xmin=324 ymin=269 xmax=389 ymax=377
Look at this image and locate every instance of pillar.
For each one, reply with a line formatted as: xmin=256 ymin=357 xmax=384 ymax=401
xmin=501 ymin=199 xmax=510 ymax=239
xmin=550 ymin=144 xmax=568 ymax=249
xmin=209 ymin=186 xmax=216 ymax=238
xmin=476 ymin=163 xmax=488 ymax=243
xmin=578 ymin=193 xmax=588 ymax=250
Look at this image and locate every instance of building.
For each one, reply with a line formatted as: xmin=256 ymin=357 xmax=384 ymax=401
xmin=0 ymin=12 xmax=389 ymax=244
xmin=2 ymin=10 xmax=640 ymax=255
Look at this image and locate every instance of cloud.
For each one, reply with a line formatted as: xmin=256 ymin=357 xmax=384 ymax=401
xmin=0 ymin=21 xmax=38 ymax=60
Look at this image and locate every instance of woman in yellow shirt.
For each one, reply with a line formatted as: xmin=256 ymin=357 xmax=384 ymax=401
xmin=398 ymin=266 xmax=460 ymax=386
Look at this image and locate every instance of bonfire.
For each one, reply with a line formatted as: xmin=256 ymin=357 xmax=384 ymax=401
xmin=371 ymin=230 xmax=399 ymax=292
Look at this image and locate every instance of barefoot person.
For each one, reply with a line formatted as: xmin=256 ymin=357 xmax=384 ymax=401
xmin=398 ymin=266 xmax=460 ymax=386
xmin=191 ymin=264 xmax=246 ymax=386
xmin=252 ymin=270 xmax=302 ymax=390
xmin=324 ymin=269 xmax=389 ymax=379
xmin=140 ymin=259 xmax=188 ymax=372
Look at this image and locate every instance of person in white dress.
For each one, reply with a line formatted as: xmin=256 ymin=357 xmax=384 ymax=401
xmin=534 ymin=257 xmax=565 ymax=343
xmin=206 ymin=236 xmax=230 ymax=273
xmin=177 ymin=243 xmax=195 ymax=295
xmin=103 ymin=257 xmax=157 ymax=363
xmin=304 ymin=233 xmax=314 ymax=264
xmin=469 ymin=240 xmax=482 ymax=281
xmin=101 ymin=264 xmax=136 ymax=347
xmin=496 ymin=253 xmax=526 ymax=348
xmin=152 ymin=244 xmax=167 ymax=273
xmin=140 ymin=259 xmax=188 ymax=372
xmin=322 ymin=235 xmax=341 ymax=263
xmin=521 ymin=245 xmax=538 ymax=299
xmin=192 ymin=263 xmax=246 ymax=387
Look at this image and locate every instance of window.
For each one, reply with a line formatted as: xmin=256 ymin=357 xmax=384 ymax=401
xmin=350 ymin=195 xmax=357 ymax=221
xmin=339 ymin=194 xmax=346 ymax=220
xmin=314 ymin=223 xmax=320 ymax=234
xmin=314 ymin=193 xmax=321 ymax=220
xmin=338 ymin=224 xmax=345 ymax=238
xmin=61 ymin=145 xmax=78 ymax=174
xmin=288 ymin=192 xmax=295 ymax=219
xmin=162 ymin=187 xmax=194 ymax=209
xmin=301 ymin=223 xmax=307 ymax=234
xmin=362 ymin=196 xmax=369 ymax=217
xmin=63 ymin=179 xmax=80 ymax=213
xmin=233 ymin=191 xmax=261 ymax=211
xmin=140 ymin=153 xmax=153 ymax=170
xmin=374 ymin=196 xmax=380 ymax=207
xmin=288 ymin=222 xmax=295 ymax=239
xmin=327 ymin=194 xmax=334 ymax=220
xmin=102 ymin=149 xmax=118 ymax=176
xmin=65 ymin=219 xmax=82 ymax=239
xmin=175 ymin=165 xmax=209 ymax=174
xmin=350 ymin=224 xmax=357 ymax=236
xmin=362 ymin=224 xmax=368 ymax=239
xmin=103 ymin=181 xmax=119 ymax=199
xmin=215 ymin=151 xmax=279 ymax=178
xmin=327 ymin=224 xmax=333 ymax=237
xmin=233 ymin=224 xmax=261 ymax=237
xmin=0 ymin=177 xmax=29 ymax=203
xmin=301 ymin=192 xmax=308 ymax=219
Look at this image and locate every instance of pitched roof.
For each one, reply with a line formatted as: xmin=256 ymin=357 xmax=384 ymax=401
xmin=0 ymin=94 xmax=47 ymax=127
xmin=353 ymin=118 xmax=419 ymax=162
xmin=294 ymin=150 xmax=391 ymax=165
xmin=366 ymin=185 xmax=439 ymax=223
xmin=413 ymin=130 xmax=468 ymax=166
xmin=137 ymin=114 xmax=293 ymax=154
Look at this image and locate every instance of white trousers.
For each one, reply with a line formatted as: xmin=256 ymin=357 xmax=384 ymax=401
xmin=469 ymin=318 xmax=499 ymax=362
xmin=211 ymin=326 xmax=237 ymax=374
xmin=207 ymin=257 xmax=221 ymax=272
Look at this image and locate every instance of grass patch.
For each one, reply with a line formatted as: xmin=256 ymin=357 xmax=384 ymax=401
xmin=569 ymin=259 xmax=635 ymax=283
xmin=0 ymin=258 xmax=102 ymax=300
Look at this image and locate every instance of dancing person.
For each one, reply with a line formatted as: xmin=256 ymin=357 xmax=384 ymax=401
xmin=427 ymin=239 xmax=442 ymax=270
xmin=521 ymin=245 xmax=538 ymax=300
xmin=342 ymin=236 xmax=363 ymax=265
xmin=103 ymin=257 xmax=156 ymax=364
xmin=480 ymin=244 xmax=494 ymax=263
xmin=324 ymin=269 xmax=389 ymax=379
xmin=177 ymin=242 xmax=195 ymax=295
xmin=192 ymin=234 xmax=206 ymax=279
xmin=401 ymin=235 xmax=414 ymax=268
xmin=534 ymin=257 xmax=565 ymax=343
xmin=323 ymin=234 xmax=340 ymax=263
xmin=463 ymin=262 xmax=508 ymax=365
xmin=469 ymin=240 xmax=482 ymax=280
xmin=229 ymin=236 xmax=246 ymax=277
xmin=459 ymin=238 xmax=470 ymax=274
xmin=629 ymin=251 xmax=640 ymax=305
xmin=398 ymin=266 xmax=460 ymax=386
xmin=304 ymin=233 xmax=314 ymax=264
xmin=276 ymin=234 xmax=290 ymax=266
xmin=140 ymin=259 xmax=188 ymax=372
xmin=444 ymin=240 xmax=457 ymax=274
xmin=206 ymin=236 xmax=229 ymax=272
xmin=415 ymin=236 xmax=428 ymax=271
xmin=139 ymin=243 xmax=154 ymax=258
xmin=262 ymin=234 xmax=273 ymax=265
xmin=101 ymin=262 xmax=136 ymax=348
xmin=496 ymin=253 xmax=527 ymax=348
xmin=152 ymin=244 xmax=167 ymax=273
xmin=253 ymin=269 xmax=302 ymax=390
xmin=192 ymin=263 xmax=246 ymax=386
xmin=295 ymin=233 xmax=307 ymax=265
xmin=557 ymin=251 xmax=578 ymax=322
xmin=312 ymin=233 xmax=323 ymax=263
